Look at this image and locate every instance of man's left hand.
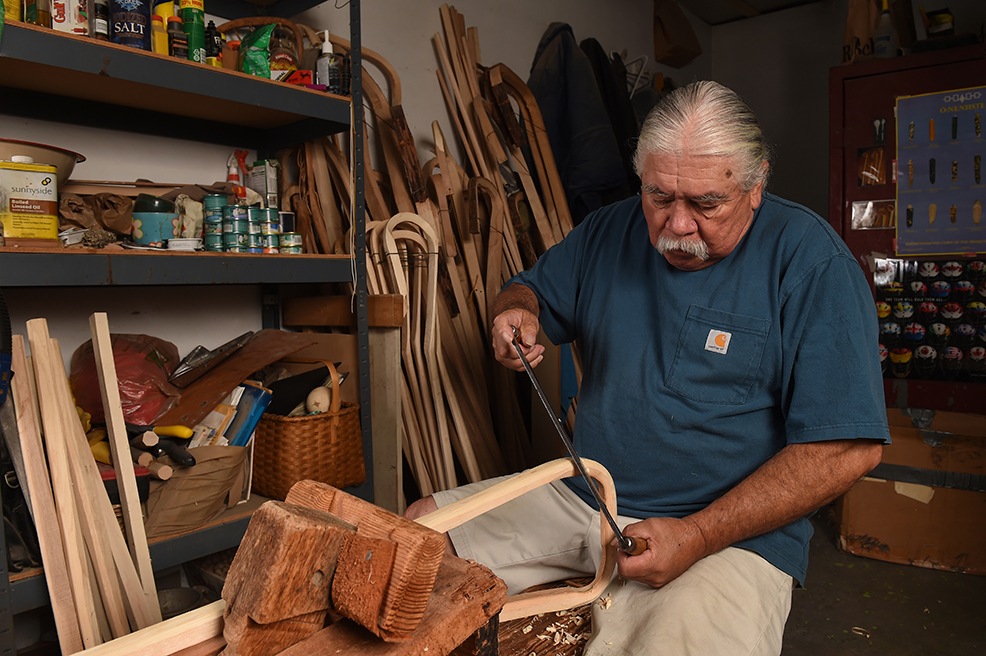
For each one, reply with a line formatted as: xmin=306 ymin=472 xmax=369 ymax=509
xmin=615 ymin=516 xmax=709 ymax=588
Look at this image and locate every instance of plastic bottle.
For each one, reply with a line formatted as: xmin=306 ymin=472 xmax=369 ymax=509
xmin=204 ymin=20 xmax=223 ymax=67
xmin=151 ymin=14 xmax=169 ymax=55
xmin=178 ymin=0 xmax=205 ymax=63
xmin=151 ymin=0 xmax=173 ymax=19
xmin=316 ymin=31 xmax=341 ymax=94
xmin=873 ymin=0 xmax=899 ymax=58
xmin=167 ymin=16 xmax=188 ymax=59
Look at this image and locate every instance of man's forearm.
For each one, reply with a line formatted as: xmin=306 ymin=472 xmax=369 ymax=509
xmin=688 ymin=439 xmax=884 ymax=555
xmin=491 ymin=283 xmax=539 ymax=321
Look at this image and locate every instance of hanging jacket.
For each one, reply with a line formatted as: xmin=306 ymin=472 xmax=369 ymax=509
xmin=528 ymin=23 xmax=631 ymax=226
xmin=580 ymin=37 xmax=641 ymax=194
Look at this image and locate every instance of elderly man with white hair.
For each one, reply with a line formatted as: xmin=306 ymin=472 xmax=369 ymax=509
xmin=408 ymin=80 xmax=889 ymax=655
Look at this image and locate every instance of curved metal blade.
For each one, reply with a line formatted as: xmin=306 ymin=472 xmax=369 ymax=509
xmin=510 ymin=327 xmax=638 ymax=554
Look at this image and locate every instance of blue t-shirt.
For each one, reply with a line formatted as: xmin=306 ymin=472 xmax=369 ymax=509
xmin=512 ymin=194 xmax=890 ymax=584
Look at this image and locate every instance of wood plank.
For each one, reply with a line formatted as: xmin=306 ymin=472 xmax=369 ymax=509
xmin=369 ymin=326 xmax=404 ymax=513
xmin=89 ymin=312 xmax=162 ymax=624
xmin=47 ymin=335 xmax=157 ymax=633
xmin=154 ymin=330 xmax=318 ymax=428
xmin=25 ymin=320 xmax=103 ymax=648
xmin=10 ymin=335 xmax=86 ymax=655
xmin=74 ymin=600 xmax=225 ymax=656
xmin=281 ymin=294 xmax=405 ymax=329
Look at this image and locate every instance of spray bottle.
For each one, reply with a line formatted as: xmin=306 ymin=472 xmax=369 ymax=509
xmin=316 ymin=31 xmax=341 ymax=94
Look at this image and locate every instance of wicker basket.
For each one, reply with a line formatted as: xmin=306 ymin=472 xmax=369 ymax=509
xmin=251 ymin=361 xmax=365 ymax=500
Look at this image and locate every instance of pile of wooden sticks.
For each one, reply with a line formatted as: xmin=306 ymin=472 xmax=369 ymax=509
xmin=9 ymin=315 xmax=162 ymax=652
xmin=282 ymin=5 xmax=576 ymax=497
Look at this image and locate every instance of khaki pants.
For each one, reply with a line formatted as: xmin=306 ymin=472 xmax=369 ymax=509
xmin=434 ymin=476 xmax=794 ymax=656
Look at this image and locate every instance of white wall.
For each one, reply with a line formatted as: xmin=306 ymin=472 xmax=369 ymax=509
xmin=296 ymin=0 xmax=699 ymax=162
xmin=712 ymin=1 xmax=844 ymax=216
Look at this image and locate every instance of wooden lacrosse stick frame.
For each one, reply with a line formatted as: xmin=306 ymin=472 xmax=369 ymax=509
xmin=417 ymin=457 xmax=618 ymax=622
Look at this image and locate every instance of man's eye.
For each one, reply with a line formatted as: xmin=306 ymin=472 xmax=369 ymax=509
xmin=652 ymin=196 xmax=673 ymax=207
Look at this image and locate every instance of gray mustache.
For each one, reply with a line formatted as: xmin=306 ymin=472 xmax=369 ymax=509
xmin=656 ymin=235 xmax=710 ymax=260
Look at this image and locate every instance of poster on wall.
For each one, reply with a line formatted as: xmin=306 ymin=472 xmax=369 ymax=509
xmin=873 ymin=256 xmax=986 ymax=381
xmin=896 ymin=86 xmax=986 ymax=256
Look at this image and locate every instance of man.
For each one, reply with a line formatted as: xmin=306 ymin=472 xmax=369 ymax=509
xmin=407 ymin=80 xmax=888 ymax=654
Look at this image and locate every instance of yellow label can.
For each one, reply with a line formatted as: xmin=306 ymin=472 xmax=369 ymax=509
xmin=0 ymin=162 xmax=60 ymax=240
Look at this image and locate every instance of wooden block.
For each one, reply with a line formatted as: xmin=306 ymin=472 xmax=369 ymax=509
xmin=276 ymin=553 xmax=506 ymax=656
xmin=223 ymin=502 xmax=354 ymax=626
xmin=331 ymin=533 xmax=397 ymax=636
xmin=221 ymin=609 xmax=327 ymax=656
xmin=220 ymin=501 xmax=415 ymax=655
xmin=285 ymin=481 xmax=446 ymax=641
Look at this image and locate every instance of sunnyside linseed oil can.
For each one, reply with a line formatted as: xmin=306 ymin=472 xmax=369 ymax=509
xmin=0 ymin=161 xmax=60 ymax=241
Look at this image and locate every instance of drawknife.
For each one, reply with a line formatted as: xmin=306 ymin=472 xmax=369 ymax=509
xmin=511 ymin=326 xmax=645 ymax=556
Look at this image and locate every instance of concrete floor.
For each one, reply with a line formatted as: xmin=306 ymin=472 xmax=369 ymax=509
xmin=782 ymin=508 xmax=985 ymax=655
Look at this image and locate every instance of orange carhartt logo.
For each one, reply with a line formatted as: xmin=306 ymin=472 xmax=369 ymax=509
xmin=705 ymin=329 xmax=731 ymax=355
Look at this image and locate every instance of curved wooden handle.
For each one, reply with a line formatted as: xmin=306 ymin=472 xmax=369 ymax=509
xmin=216 ymin=17 xmax=305 ymax=60
xmin=416 ymin=457 xmax=618 ymax=621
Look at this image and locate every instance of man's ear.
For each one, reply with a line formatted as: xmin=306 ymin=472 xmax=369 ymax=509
xmin=749 ymin=163 xmax=768 ymax=209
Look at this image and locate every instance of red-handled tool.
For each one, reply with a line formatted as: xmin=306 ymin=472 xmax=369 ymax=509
xmin=511 ymin=326 xmax=646 ymax=556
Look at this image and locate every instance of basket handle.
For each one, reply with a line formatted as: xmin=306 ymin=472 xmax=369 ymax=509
xmin=323 ymin=359 xmax=342 ymax=414
xmin=281 ymin=357 xmax=344 ymax=414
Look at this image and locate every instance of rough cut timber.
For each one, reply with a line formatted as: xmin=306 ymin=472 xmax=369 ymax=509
xmin=276 ymin=553 xmax=506 ymax=656
xmin=220 ymin=501 xmax=356 ymax=656
xmin=285 ymin=480 xmax=447 ymax=640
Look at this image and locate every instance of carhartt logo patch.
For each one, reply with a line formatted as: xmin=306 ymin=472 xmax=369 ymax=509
xmin=705 ymin=329 xmax=731 ymax=355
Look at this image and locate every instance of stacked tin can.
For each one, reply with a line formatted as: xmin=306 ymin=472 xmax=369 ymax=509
xmin=247 ymin=207 xmax=279 ymax=253
xmin=221 ymin=204 xmax=250 ymax=252
xmin=201 ymin=194 xmax=301 ymax=254
xmin=202 ymin=193 xmax=226 ymax=252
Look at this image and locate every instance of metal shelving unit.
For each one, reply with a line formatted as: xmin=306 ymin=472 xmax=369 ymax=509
xmin=0 ymin=0 xmax=370 ymax=631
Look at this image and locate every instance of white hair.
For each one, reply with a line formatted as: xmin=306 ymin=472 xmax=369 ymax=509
xmin=633 ymin=81 xmax=772 ymax=192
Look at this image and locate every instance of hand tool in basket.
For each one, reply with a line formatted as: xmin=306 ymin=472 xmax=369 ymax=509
xmin=511 ymin=326 xmax=646 ymax=556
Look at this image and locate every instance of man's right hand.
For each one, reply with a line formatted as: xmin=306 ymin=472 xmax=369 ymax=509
xmin=491 ymin=308 xmax=545 ymax=371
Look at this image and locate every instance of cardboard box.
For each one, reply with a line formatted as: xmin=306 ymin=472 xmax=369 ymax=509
xmin=652 ymin=0 xmax=701 ymax=68
xmin=50 ymin=0 xmax=90 ymax=36
xmin=837 ymin=408 xmax=986 ymax=574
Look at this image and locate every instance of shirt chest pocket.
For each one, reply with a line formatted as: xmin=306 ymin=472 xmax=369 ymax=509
xmin=666 ymin=305 xmax=771 ymax=405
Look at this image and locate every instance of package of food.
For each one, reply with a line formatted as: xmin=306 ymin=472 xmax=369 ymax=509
xmin=239 ymin=23 xmax=276 ymax=79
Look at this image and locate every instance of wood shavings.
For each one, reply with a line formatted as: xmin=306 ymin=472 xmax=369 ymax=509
xmin=596 ymin=593 xmax=613 ymax=609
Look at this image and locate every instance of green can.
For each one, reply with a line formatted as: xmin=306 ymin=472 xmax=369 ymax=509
xmin=204 ymin=233 xmax=224 ymax=251
xmin=281 ymin=245 xmax=304 ymax=255
xmin=279 ymin=232 xmax=303 ymax=247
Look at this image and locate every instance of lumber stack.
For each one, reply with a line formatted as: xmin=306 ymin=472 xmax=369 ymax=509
xmin=284 ymin=5 xmax=577 ymax=498
xmin=10 ymin=315 xmax=162 ymax=653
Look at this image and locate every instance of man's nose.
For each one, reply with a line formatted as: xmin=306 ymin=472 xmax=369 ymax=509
xmin=665 ymin=202 xmax=697 ymax=235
